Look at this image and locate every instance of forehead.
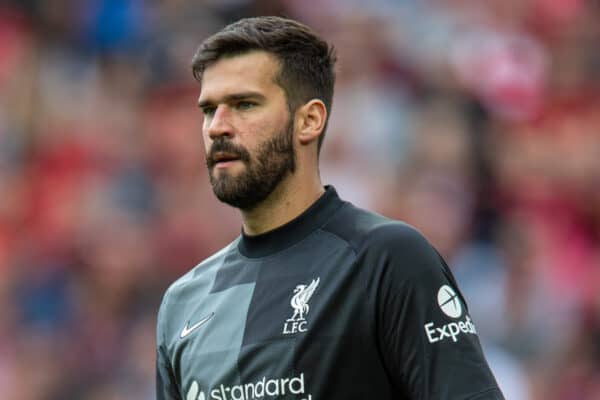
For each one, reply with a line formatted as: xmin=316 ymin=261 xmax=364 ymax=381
xmin=199 ymin=51 xmax=283 ymax=102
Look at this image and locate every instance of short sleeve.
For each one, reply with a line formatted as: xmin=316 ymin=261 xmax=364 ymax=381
xmin=371 ymin=225 xmax=504 ymax=399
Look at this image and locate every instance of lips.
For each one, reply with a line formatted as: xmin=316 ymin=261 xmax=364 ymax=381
xmin=209 ymin=151 xmax=244 ymax=168
xmin=213 ymin=152 xmax=240 ymax=163
xmin=207 ymin=140 xmax=250 ymax=169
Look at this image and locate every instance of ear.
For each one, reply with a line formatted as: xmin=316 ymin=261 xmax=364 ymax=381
xmin=295 ymin=99 xmax=327 ymax=146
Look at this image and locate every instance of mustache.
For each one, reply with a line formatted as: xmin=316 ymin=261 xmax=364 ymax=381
xmin=206 ymin=139 xmax=251 ymax=168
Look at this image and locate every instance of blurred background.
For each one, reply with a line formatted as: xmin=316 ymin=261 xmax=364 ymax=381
xmin=1 ymin=0 xmax=599 ymax=398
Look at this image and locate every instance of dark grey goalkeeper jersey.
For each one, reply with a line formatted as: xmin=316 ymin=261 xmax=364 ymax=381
xmin=156 ymin=186 xmax=504 ymax=400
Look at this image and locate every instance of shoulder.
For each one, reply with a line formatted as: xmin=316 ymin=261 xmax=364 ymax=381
xmin=159 ymin=240 xmax=237 ymax=310
xmin=323 ymin=201 xmax=448 ymax=288
xmin=157 ymin=240 xmax=238 ymax=343
xmin=324 ymin=202 xmax=435 ymax=261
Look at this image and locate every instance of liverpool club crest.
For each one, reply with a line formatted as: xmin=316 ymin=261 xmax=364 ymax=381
xmin=283 ymin=278 xmax=320 ymax=335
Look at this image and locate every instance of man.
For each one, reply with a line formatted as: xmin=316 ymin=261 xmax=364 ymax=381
xmin=156 ymin=16 xmax=504 ymax=400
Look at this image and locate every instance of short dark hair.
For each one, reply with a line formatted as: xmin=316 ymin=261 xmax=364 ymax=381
xmin=191 ymin=16 xmax=337 ymax=153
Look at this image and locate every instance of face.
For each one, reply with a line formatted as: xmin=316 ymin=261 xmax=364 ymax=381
xmin=198 ymin=51 xmax=296 ymax=210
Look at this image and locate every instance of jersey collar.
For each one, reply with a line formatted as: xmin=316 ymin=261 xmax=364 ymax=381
xmin=237 ymin=185 xmax=344 ymax=258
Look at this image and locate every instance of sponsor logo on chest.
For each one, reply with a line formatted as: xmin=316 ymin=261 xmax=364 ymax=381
xmin=186 ymin=373 xmax=312 ymax=400
xmin=282 ymin=278 xmax=320 ymax=335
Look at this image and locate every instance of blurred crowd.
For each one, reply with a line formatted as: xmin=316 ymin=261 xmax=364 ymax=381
xmin=0 ymin=0 xmax=599 ymax=399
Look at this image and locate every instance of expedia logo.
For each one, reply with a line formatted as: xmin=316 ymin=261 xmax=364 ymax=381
xmin=424 ymin=285 xmax=477 ymax=343
xmin=437 ymin=285 xmax=462 ymax=318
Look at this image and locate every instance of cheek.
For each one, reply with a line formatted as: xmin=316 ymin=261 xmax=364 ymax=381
xmin=246 ymin=114 xmax=288 ymax=144
xmin=201 ymin=127 xmax=212 ymax=152
xmin=203 ymin=140 xmax=211 ymax=157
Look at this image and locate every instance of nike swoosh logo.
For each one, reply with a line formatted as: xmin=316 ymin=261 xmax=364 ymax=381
xmin=180 ymin=312 xmax=214 ymax=339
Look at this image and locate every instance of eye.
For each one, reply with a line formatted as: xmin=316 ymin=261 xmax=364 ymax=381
xmin=236 ymin=101 xmax=256 ymax=111
xmin=201 ymin=106 xmax=216 ymax=117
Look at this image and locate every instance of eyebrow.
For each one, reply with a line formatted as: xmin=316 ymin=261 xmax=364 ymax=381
xmin=197 ymin=91 xmax=266 ymax=109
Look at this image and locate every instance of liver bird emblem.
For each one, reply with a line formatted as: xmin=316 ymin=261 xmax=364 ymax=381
xmin=287 ymin=278 xmax=320 ymax=322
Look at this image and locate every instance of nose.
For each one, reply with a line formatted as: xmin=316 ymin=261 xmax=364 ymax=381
xmin=206 ymin=105 xmax=234 ymax=140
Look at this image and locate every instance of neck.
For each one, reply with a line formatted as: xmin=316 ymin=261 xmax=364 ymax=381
xmin=241 ymin=174 xmax=324 ymax=236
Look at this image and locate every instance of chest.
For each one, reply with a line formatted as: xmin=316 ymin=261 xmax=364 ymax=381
xmin=171 ymin=241 xmax=375 ymax=399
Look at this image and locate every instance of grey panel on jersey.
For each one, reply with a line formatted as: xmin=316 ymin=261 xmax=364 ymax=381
xmin=157 ymin=243 xmax=259 ymax=399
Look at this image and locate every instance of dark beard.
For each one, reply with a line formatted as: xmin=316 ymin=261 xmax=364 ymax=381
xmin=206 ymin=119 xmax=296 ymax=210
